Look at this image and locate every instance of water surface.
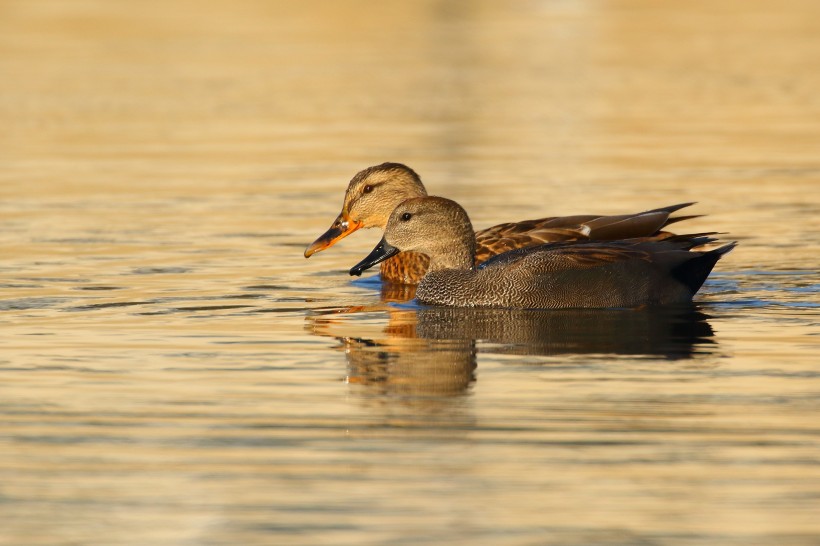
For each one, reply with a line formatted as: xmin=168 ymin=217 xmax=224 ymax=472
xmin=1 ymin=1 xmax=819 ymax=545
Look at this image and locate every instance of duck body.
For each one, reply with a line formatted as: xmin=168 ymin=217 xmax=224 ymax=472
xmin=306 ymin=162 xmax=698 ymax=285
xmin=350 ymin=197 xmax=735 ymax=310
xmin=416 ymin=238 xmax=734 ymax=308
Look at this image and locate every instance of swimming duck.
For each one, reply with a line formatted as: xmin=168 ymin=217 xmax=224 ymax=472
xmin=304 ymin=162 xmax=697 ymax=284
xmin=349 ymin=197 xmax=735 ymax=309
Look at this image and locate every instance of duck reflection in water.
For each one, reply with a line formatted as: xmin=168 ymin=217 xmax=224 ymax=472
xmin=309 ymin=307 xmax=478 ymax=412
xmin=307 ymin=304 xmax=716 ymax=404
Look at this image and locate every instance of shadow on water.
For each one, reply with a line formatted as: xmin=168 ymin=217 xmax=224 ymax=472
xmin=306 ymin=302 xmax=717 ymax=403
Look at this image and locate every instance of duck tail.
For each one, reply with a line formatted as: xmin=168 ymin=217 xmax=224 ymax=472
xmin=672 ymin=241 xmax=737 ymax=294
xmin=661 ymin=232 xmax=721 ymax=248
xmin=645 ymin=203 xmax=705 ymax=231
xmin=645 ymin=202 xmax=696 ymax=215
xmin=663 ymin=214 xmax=703 ymax=226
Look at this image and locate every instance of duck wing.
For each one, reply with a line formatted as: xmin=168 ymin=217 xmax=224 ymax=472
xmin=534 ymin=244 xmax=652 ymax=269
xmin=479 ymin=233 xmax=722 ymax=272
xmin=480 ymin=243 xmax=651 ymax=272
xmin=474 ymin=203 xmax=696 ymax=263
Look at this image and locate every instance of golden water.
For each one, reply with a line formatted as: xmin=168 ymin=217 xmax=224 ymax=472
xmin=1 ymin=1 xmax=819 ymax=544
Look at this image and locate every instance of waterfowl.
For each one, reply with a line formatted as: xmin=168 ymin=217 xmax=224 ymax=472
xmin=304 ymin=162 xmax=697 ymax=284
xmin=349 ymin=197 xmax=735 ymax=309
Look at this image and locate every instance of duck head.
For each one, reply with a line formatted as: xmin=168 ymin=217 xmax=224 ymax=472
xmin=350 ymin=196 xmax=476 ymax=276
xmin=304 ymin=163 xmax=427 ymax=258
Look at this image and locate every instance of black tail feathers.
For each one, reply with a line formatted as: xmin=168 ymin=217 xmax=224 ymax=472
xmin=672 ymin=242 xmax=736 ymax=294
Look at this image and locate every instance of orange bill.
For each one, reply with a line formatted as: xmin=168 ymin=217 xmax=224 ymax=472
xmin=304 ymin=212 xmax=363 ymax=258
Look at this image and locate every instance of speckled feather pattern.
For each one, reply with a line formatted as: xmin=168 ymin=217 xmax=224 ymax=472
xmin=306 ymin=163 xmax=700 ymax=286
xmin=381 ymin=207 xmax=689 ymax=285
xmin=415 ymin=240 xmax=731 ymax=309
xmin=379 ymin=251 xmax=430 ymax=285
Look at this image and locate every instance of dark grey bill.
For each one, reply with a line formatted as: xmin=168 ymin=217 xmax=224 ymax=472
xmin=349 ymin=237 xmax=400 ymax=276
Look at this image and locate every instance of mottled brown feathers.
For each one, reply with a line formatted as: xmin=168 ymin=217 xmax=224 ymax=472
xmin=305 ymin=163 xmax=704 ymax=286
xmin=379 ymin=251 xmax=430 ymax=285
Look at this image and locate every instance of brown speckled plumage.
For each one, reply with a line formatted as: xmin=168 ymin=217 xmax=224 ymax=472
xmin=352 ymin=197 xmax=735 ymax=309
xmin=305 ymin=163 xmax=698 ymax=285
xmin=379 ymin=251 xmax=430 ymax=285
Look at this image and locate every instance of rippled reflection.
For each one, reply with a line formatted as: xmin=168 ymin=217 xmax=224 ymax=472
xmin=307 ymin=304 xmax=717 ymax=402
xmin=414 ymin=306 xmax=716 ymax=358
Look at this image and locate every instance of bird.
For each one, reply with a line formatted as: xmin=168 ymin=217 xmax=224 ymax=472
xmin=304 ymin=162 xmax=698 ymax=285
xmin=349 ymin=196 xmax=735 ymax=309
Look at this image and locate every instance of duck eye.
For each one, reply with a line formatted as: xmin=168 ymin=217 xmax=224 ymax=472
xmin=400 ymin=212 xmax=412 ymax=221
xmin=363 ymin=185 xmax=373 ymax=194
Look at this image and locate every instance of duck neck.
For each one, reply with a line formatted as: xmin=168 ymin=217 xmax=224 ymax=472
xmin=426 ymin=243 xmax=475 ymax=272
